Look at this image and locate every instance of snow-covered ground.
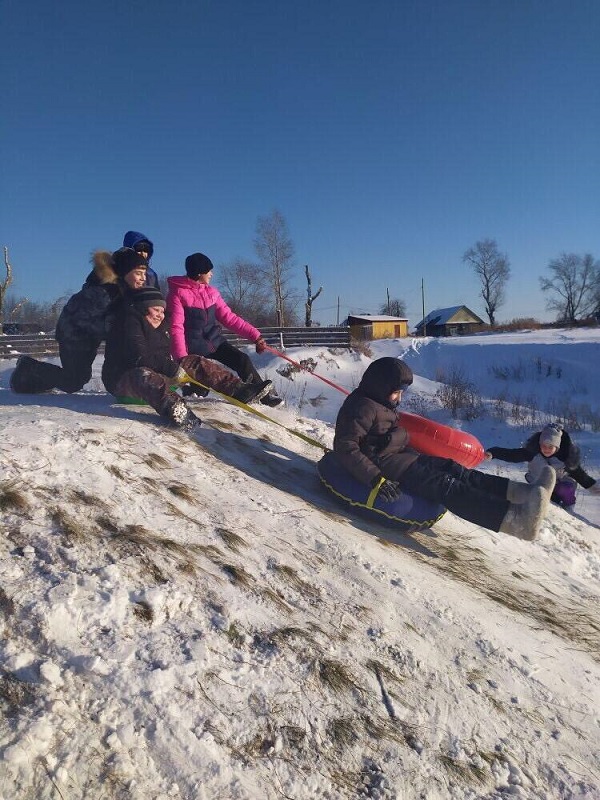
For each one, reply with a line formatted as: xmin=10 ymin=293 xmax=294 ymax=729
xmin=1 ymin=329 xmax=599 ymax=800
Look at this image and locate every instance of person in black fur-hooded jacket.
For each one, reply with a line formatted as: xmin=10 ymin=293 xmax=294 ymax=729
xmin=10 ymin=248 xmax=148 ymax=394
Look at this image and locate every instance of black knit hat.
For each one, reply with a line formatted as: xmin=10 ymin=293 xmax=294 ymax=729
xmin=185 ymin=252 xmax=214 ymax=278
xmin=112 ymin=247 xmax=148 ymax=278
xmin=133 ymin=240 xmax=153 ymax=257
xmin=131 ymin=287 xmax=166 ymax=312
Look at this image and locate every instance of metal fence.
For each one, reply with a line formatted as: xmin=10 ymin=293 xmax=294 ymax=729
xmin=0 ymin=333 xmax=63 ymax=360
xmin=223 ymin=326 xmax=351 ymax=349
xmin=0 ymin=326 xmax=352 ymax=360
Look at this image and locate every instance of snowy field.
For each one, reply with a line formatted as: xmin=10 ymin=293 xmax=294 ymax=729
xmin=1 ymin=328 xmax=599 ymax=800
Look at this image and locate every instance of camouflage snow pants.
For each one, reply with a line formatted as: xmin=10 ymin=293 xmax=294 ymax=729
xmin=113 ymin=355 xmax=242 ymax=417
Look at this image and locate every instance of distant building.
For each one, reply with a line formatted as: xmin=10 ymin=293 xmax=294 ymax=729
xmin=347 ymin=314 xmax=409 ymax=341
xmin=414 ymin=306 xmax=484 ymax=337
xmin=2 ymin=322 xmax=43 ymax=335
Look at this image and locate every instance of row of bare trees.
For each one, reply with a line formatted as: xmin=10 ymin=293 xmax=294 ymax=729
xmin=217 ymin=211 xmax=300 ymax=327
xmin=464 ymin=238 xmax=600 ymax=325
xmin=4 ymin=223 xmax=599 ymax=331
xmin=213 ymin=210 xmax=323 ymax=327
xmin=3 ymin=210 xmax=327 ymax=331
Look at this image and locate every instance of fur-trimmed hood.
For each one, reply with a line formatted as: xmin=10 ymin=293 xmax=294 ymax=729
xmin=86 ymin=250 xmax=119 ymax=286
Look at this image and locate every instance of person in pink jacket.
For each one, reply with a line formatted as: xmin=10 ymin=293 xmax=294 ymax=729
xmin=166 ymin=253 xmax=283 ymax=407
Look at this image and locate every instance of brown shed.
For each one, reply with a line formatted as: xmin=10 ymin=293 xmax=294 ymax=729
xmin=348 ymin=314 xmax=409 ymax=341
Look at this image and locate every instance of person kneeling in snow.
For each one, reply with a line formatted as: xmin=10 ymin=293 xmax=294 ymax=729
xmin=333 ymin=357 xmax=556 ymax=541
xmin=484 ymin=423 xmax=600 ymax=508
xmin=102 ymin=287 xmax=272 ymax=430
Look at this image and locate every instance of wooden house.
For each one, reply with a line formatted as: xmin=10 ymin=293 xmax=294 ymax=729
xmin=414 ymin=306 xmax=484 ymax=337
xmin=347 ymin=314 xmax=409 ymax=341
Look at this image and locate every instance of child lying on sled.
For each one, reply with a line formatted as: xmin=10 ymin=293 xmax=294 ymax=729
xmin=484 ymin=423 xmax=600 ymax=507
xmin=102 ymin=287 xmax=271 ymax=430
xmin=333 ymin=357 xmax=555 ymax=541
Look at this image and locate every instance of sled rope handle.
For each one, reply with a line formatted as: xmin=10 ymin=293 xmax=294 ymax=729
xmin=264 ymin=345 xmax=351 ymax=395
xmin=366 ymin=476 xmax=385 ymax=508
xmin=180 ymin=373 xmax=328 ymax=451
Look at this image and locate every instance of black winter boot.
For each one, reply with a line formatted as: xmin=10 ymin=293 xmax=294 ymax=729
xmin=260 ymin=391 xmax=284 ymax=408
xmin=233 ymin=379 xmax=272 ymax=405
xmin=167 ymin=400 xmax=202 ymax=431
xmin=10 ymin=356 xmax=53 ymax=394
xmin=181 ymin=383 xmax=209 ymax=398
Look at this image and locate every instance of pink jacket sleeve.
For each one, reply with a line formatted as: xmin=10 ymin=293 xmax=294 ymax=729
xmin=166 ymin=287 xmax=188 ymax=360
xmin=213 ymin=291 xmax=261 ymax=342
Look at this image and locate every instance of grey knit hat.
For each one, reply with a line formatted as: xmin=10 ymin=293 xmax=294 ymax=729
xmin=540 ymin=423 xmax=562 ymax=449
xmin=132 ymin=287 xmax=166 ymax=312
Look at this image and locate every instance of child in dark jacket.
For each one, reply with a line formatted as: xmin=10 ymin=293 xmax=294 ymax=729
xmin=333 ymin=357 xmax=556 ymax=541
xmin=10 ymin=248 xmax=148 ymax=395
xmin=102 ymin=287 xmax=272 ymax=430
xmin=166 ymin=253 xmax=283 ymax=407
xmin=485 ymin=424 xmax=599 ymax=507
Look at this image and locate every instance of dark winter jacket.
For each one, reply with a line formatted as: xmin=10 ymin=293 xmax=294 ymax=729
xmin=102 ymin=303 xmax=178 ymax=394
xmin=123 ymin=230 xmax=159 ymax=289
xmin=334 ymin=358 xmax=418 ymax=487
xmin=487 ymin=430 xmax=596 ymax=489
xmin=55 ymin=251 xmax=122 ymax=348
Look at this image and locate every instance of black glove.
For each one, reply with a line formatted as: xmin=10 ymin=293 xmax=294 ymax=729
xmin=377 ymin=478 xmax=402 ymax=502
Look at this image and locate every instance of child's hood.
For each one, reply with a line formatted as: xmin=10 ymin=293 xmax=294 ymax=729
xmin=123 ymin=230 xmax=154 ymax=258
xmin=358 ymin=357 xmax=413 ymax=406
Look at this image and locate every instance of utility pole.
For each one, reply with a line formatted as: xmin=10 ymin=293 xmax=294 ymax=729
xmin=386 ymin=287 xmax=391 ymax=315
xmin=421 ymin=278 xmax=426 ymax=337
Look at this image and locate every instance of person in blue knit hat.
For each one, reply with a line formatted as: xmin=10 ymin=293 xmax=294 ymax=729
xmin=123 ymin=230 xmax=159 ymax=289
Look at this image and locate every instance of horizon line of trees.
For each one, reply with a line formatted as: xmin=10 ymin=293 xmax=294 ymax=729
xmin=3 ymin=223 xmax=600 ymax=331
xmin=462 ymin=238 xmax=600 ymax=326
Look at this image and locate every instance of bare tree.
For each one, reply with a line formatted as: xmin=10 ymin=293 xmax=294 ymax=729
xmin=304 ymin=264 xmax=322 ymax=327
xmin=217 ymin=258 xmax=273 ymax=326
xmin=378 ymin=298 xmax=407 ymax=317
xmin=8 ymin=296 xmax=29 ymax=319
xmin=463 ymin=238 xmax=510 ymax=326
xmin=254 ymin=210 xmax=299 ymax=326
xmin=4 ymin=291 xmax=66 ymax=330
xmin=1 ymin=247 xmax=14 ymax=324
xmin=540 ymin=252 xmax=600 ymax=323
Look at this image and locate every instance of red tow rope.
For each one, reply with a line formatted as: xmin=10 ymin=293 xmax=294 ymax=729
xmin=265 ymin=345 xmax=350 ymax=395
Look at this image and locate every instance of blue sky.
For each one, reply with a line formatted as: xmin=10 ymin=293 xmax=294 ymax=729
xmin=2 ymin=0 xmax=599 ymax=326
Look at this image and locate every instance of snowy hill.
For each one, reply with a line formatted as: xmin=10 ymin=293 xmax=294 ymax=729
xmin=1 ymin=330 xmax=599 ymax=800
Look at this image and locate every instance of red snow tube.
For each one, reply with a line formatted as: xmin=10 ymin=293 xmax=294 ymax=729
xmin=397 ymin=411 xmax=484 ymax=469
